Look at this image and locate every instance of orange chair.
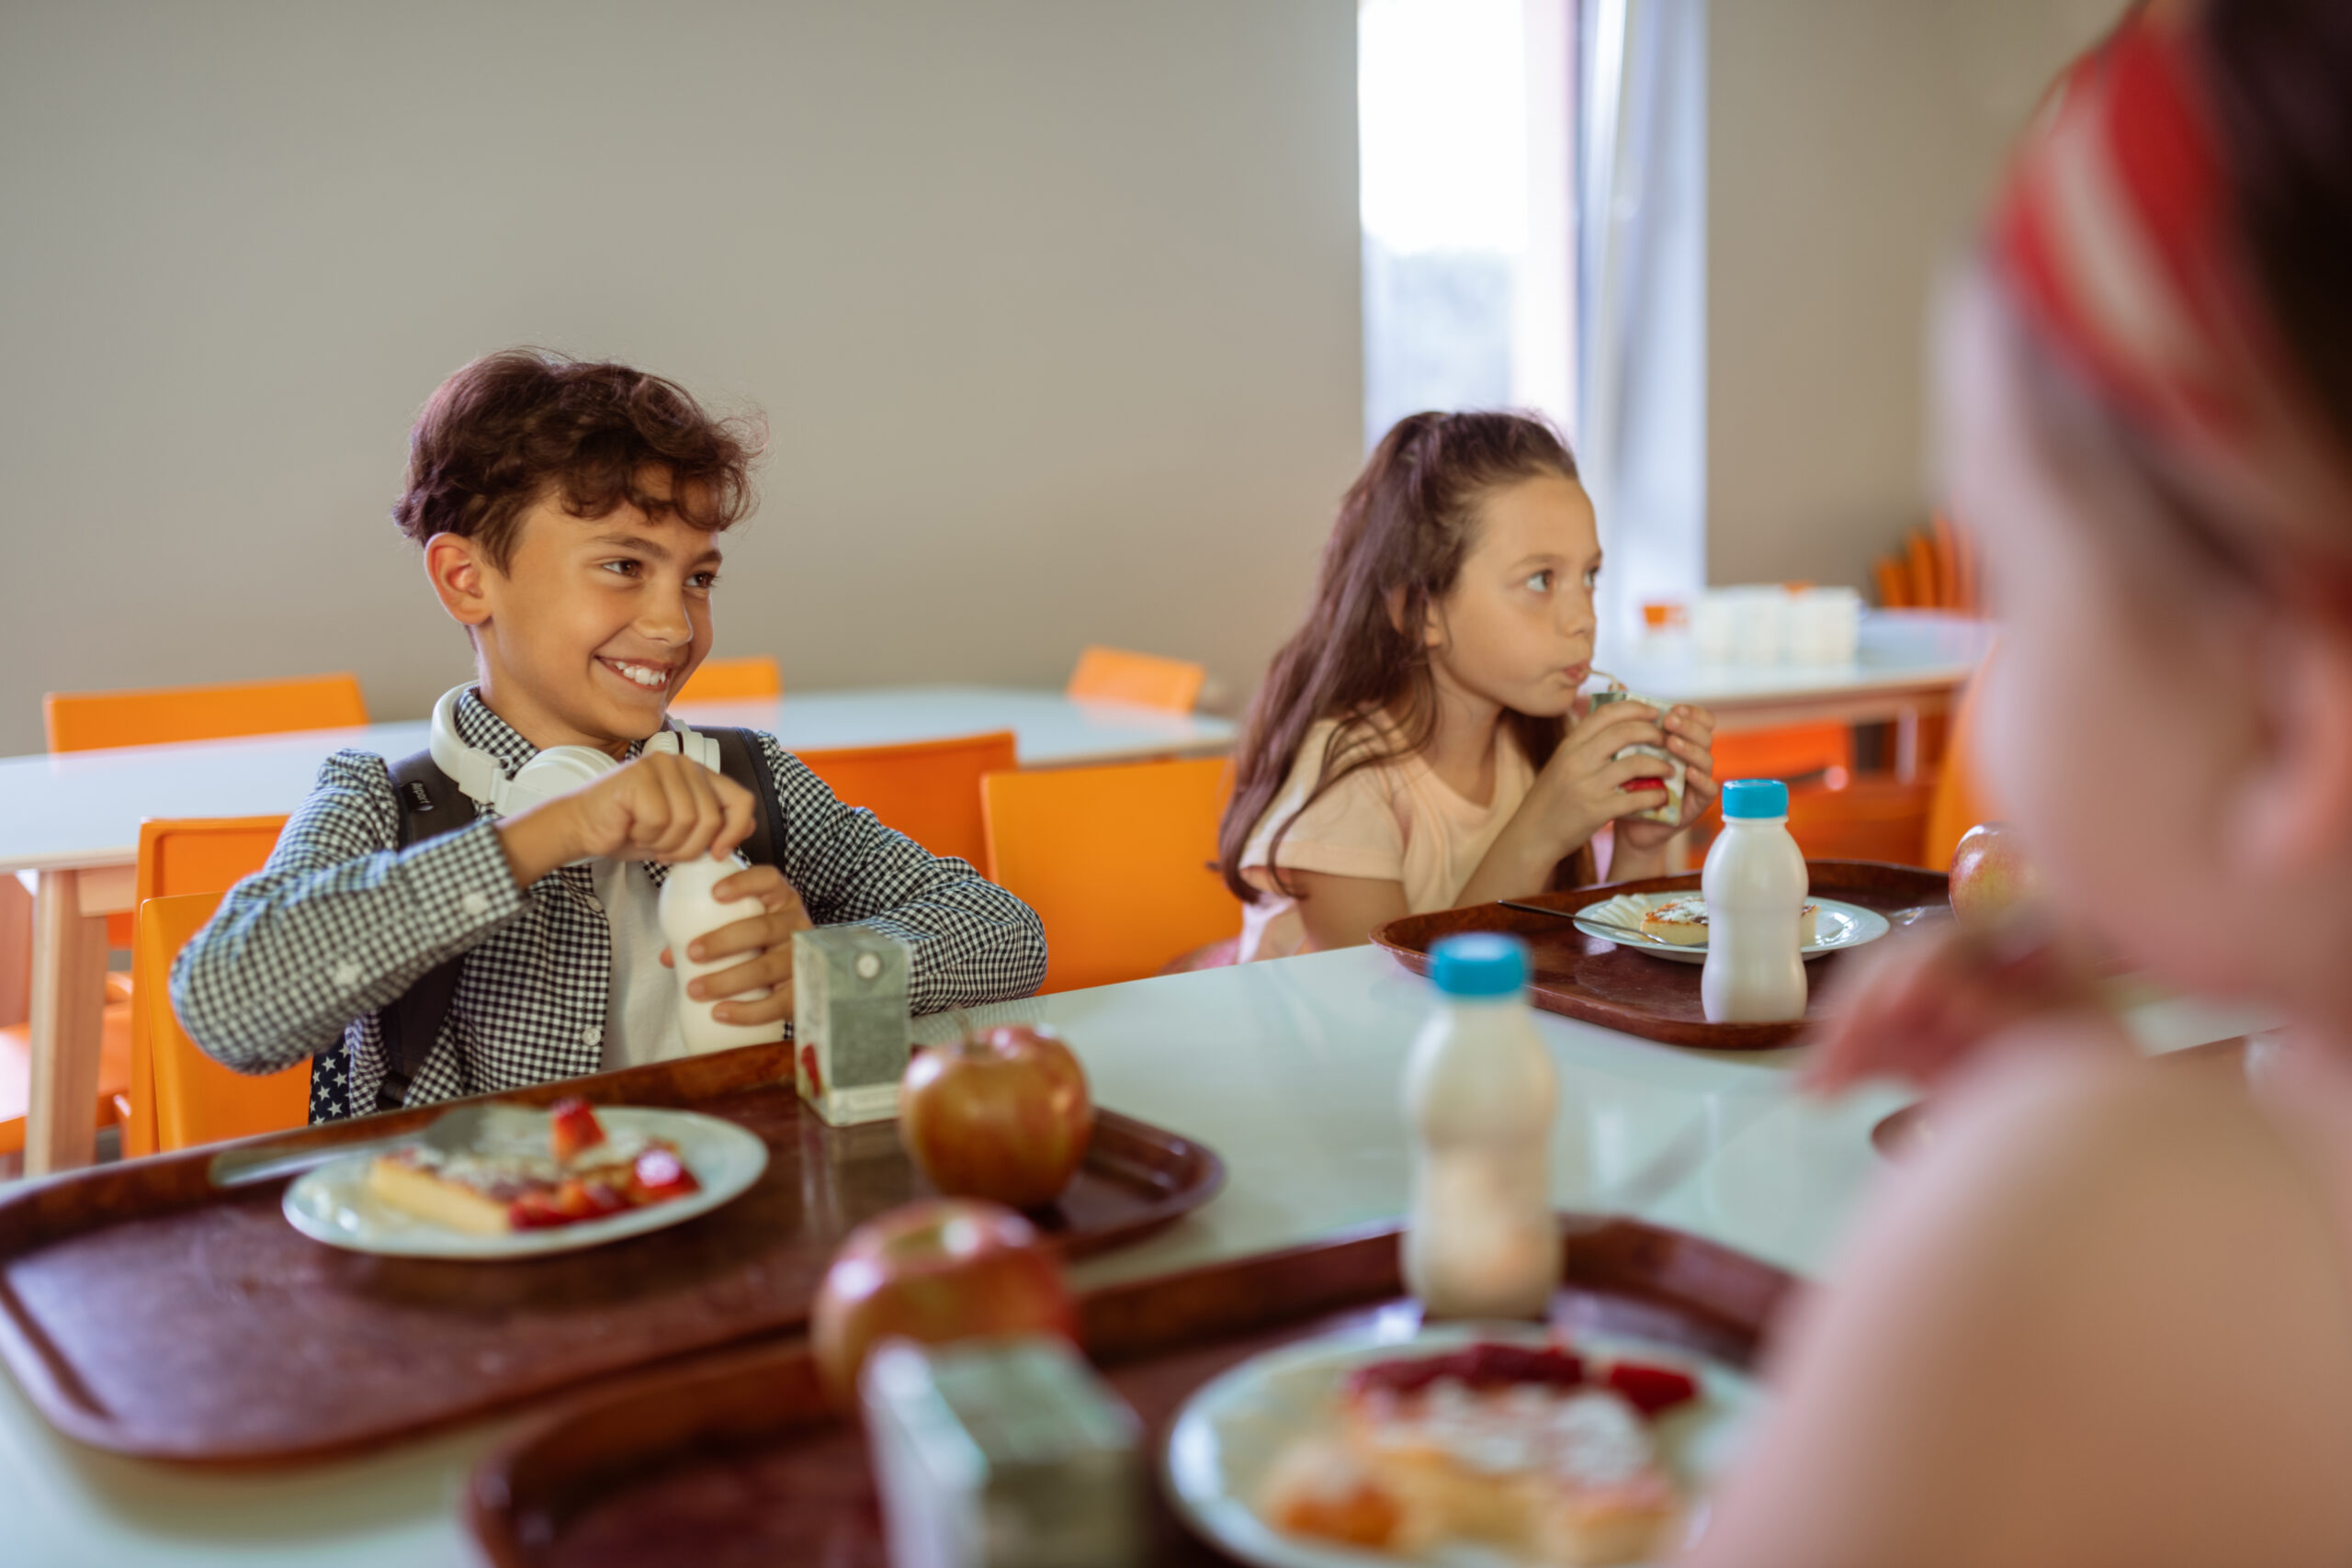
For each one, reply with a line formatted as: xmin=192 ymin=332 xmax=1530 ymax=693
xmin=115 ymin=817 xmax=289 ymax=1157
xmin=1710 ymin=722 xmax=1853 ymax=786
xmin=45 ymin=672 xmax=368 ymax=754
xmin=797 ymin=731 xmax=1017 ymax=869
xmin=1924 ymin=660 xmax=2001 ymax=874
xmin=1066 ymin=647 xmax=1205 ymax=713
xmin=674 ymin=655 xmax=783 ymax=704
xmin=45 ymin=673 xmax=361 ymax=946
xmin=132 ymin=892 xmax=311 ymax=1154
xmin=981 ymin=757 xmax=1241 ymax=995
xmin=1784 ymin=771 xmax=1939 ymax=866
xmin=0 ymin=807 xmax=281 ymax=1158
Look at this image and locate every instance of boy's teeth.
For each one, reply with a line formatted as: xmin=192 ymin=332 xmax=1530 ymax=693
xmin=609 ymin=660 xmax=667 ymax=689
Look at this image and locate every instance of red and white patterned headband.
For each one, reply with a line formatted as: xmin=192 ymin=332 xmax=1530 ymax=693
xmin=1992 ymin=2 xmax=2352 ymax=561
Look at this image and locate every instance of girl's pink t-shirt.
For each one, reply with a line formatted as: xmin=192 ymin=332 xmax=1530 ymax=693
xmin=1236 ymin=716 xmax=1534 ymax=962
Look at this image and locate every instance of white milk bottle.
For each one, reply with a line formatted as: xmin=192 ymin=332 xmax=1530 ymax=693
xmin=1403 ymin=933 xmax=1560 ymax=1319
xmin=659 ymin=854 xmax=790 ymax=1052
xmin=1701 ymin=779 xmax=1810 ymax=1023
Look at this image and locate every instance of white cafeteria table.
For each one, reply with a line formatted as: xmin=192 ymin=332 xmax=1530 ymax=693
xmin=0 ymin=942 xmax=2264 ymax=1567
xmin=0 ymin=686 xmax=1236 ymax=1176
xmin=1611 ymin=608 xmax=1996 ymax=782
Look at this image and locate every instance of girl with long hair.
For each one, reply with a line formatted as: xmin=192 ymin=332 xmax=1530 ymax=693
xmin=1690 ymin=2 xmax=2352 ymax=1561
xmin=1217 ymin=412 xmax=1717 ymax=960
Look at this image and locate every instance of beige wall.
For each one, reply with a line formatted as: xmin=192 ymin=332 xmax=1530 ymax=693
xmin=0 ymin=1 xmax=1363 ymax=756
xmin=1706 ymin=0 xmax=2122 ymax=590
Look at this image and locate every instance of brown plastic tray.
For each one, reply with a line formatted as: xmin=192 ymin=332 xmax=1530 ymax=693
xmin=467 ymin=1213 xmax=1797 ymax=1568
xmin=1374 ymin=860 xmax=1951 ymax=1050
xmin=0 ymin=1043 xmax=1222 ymax=1463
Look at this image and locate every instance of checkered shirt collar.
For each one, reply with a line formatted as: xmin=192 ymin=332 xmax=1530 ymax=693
xmin=451 ymin=686 xmax=650 ymax=783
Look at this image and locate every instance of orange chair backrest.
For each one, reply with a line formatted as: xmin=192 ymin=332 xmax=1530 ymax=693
xmin=798 ymin=731 xmax=1017 ymax=869
xmin=1066 ymin=646 xmax=1204 ymax=713
xmin=133 ymin=892 xmax=311 ymax=1155
xmin=981 ymin=757 xmax=1241 ymax=995
xmin=121 ymin=817 xmax=289 ymax=1157
xmin=674 ymin=656 xmax=782 ymax=704
xmin=1710 ymin=722 xmax=1853 ymax=786
xmin=1784 ymin=773 xmax=1937 ymax=867
xmin=136 ymin=815 xmax=288 ymax=907
xmin=1924 ymin=651 xmax=2003 ymax=874
xmin=45 ymin=672 xmax=368 ymax=753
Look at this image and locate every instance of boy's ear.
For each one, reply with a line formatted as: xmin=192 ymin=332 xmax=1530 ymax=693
xmin=423 ymin=533 xmax=494 ymax=629
xmin=2224 ymin=606 xmax=2352 ymax=880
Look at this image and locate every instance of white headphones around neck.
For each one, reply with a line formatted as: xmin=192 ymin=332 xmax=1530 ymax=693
xmin=428 ymin=685 xmax=721 ymax=817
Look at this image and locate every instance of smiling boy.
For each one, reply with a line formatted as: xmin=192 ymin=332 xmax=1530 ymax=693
xmin=174 ymin=350 xmax=1046 ymax=1119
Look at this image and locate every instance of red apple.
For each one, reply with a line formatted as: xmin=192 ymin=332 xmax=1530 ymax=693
xmin=1949 ymin=820 xmax=2045 ymax=931
xmin=810 ymin=1198 xmax=1077 ymax=1408
xmin=899 ymin=1023 xmax=1094 ymax=1209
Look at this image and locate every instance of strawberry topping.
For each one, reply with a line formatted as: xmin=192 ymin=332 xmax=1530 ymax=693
xmin=1603 ymin=1360 xmax=1699 ymax=1415
xmin=548 ymin=1098 xmax=605 ymax=1163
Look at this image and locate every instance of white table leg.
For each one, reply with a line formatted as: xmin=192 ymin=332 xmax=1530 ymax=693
xmin=25 ymin=869 xmax=108 ymax=1175
xmin=1894 ymin=704 xmax=1922 ymax=784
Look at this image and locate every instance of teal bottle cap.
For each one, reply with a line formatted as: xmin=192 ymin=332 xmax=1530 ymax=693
xmin=1722 ymin=778 xmax=1790 ymax=818
xmin=1430 ymin=932 xmax=1529 ymax=998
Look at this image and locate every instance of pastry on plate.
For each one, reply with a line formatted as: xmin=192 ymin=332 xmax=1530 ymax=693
xmin=1261 ymin=1340 xmax=1700 ymax=1566
xmin=366 ymin=1099 xmax=699 ymax=1235
xmin=1638 ymin=897 xmax=1820 ymax=947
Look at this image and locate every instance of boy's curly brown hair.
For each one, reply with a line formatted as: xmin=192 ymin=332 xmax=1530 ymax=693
xmin=392 ymin=349 xmax=766 ymax=569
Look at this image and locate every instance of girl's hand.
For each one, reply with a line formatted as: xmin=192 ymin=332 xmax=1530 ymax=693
xmin=1532 ymin=701 xmax=1689 ymax=852
xmin=658 ymin=863 xmax=815 ymax=1025
xmin=1614 ymin=703 xmax=1718 ymax=853
xmin=1802 ymin=917 xmax=2112 ymax=1095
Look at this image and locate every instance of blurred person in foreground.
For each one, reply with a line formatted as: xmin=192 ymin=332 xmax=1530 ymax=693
xmin=1689 ymin=2 xmax=2352 ymax=1564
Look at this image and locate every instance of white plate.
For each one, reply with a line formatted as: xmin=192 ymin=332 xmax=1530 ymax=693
xmin=1571 ymin=894 xmax=1890 ymax=964
xmin=1163 ymin=1318 xmax=1760 ymax=1568
xmin=282 ymin=1106 xmax=769 ymax=1259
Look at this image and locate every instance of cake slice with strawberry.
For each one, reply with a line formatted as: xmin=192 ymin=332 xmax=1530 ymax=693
xmin=366 ymin=1098 xmax=699 ymax=1235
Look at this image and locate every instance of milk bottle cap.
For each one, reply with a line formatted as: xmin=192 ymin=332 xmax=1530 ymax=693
xmin=1430 ymin=932 xmax=1529 ymax=998
xmin=1721 ymin=778 xmax=1790 ymax=819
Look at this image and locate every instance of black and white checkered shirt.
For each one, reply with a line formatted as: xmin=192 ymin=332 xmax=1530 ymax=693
xmin=171 ymin=689 xmax=1048 ymax=1120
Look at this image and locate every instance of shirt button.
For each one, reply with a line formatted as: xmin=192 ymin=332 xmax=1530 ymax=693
xmin=582 ymin=1027 xmax=600 ymax=1048
xmin=461 ymin=891 xmax=491 ymax=918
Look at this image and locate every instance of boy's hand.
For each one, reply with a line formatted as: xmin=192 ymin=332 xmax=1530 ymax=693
xmin=658 ymin=863 xmax=814 ymax=1025
xmin=1532 ymin=700 xmax=1686 ymax=853
xmin=495 ymin=752 xmax=756 ymax=887
xmin=1614 ymin=703 xmax=1718 ymax=853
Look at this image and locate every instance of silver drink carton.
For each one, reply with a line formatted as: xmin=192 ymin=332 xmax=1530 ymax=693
xmin=793 ymin=924 xmax=913 ymax=1125
xmin=1589 ymin=686 xmax=1686 ymax=826
xmin=862 ymin=1335 xmax=1145 ymax=1568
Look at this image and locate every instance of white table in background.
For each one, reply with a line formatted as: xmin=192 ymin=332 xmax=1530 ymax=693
xmin=0 ymin=943 xmax=2262 ymax=1567
xmin=0 ymin=686 xmax=1235 ymax=1176
xmin=1611 ymin=609 xmax=1995 ymax=782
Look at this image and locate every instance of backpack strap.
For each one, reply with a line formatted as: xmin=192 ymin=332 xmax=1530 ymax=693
xmin=373 ymin=750 xmax=474 ymax=1113
xmin=704 ymin=728 xmax=784 ymax=870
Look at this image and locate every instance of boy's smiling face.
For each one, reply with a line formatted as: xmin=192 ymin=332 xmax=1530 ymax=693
xmin=426 ymin=468 xmax=724 ymax=757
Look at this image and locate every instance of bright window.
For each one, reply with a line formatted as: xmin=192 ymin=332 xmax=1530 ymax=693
xmin=1359 ymin=0 xmax=1577 ymax=452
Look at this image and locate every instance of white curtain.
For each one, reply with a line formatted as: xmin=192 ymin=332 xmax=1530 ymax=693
xmin=1578 ymin=0 xmax=1708 ymax=660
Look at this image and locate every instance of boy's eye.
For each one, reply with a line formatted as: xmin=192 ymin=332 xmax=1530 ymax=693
xmin=1527 ymin=570 xmax=1554 ymax=592
xmin=689 ymin=571 xmax=719 ymax=592
xmin=601 ymin=558 xmax=642 ymax=579
xmin=1583 ymin=566 xmax=1600 ymax=590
